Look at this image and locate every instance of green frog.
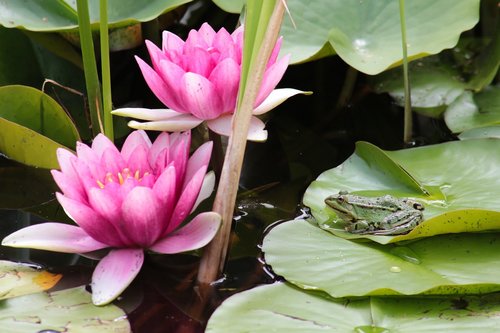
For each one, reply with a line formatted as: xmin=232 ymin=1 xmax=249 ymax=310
xmin=324 ymin=192 xmax=424 ymax=235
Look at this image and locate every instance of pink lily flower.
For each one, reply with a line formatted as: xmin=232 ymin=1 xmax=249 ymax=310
xmin=112 ymin=23 xmax=307 ymax=142
xmin=2 ymin=130 xmax=220 ymax=305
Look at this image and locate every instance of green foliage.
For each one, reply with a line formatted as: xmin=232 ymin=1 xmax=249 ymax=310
xmin=304 ymin=140 xmax=500 ymax=243
xmin=0 ymin=286 xmax=131 ymax=332
xmin=0 ymin=0 xmax=192 ymax=31
xmin=264 ymin=219 xmax=500 ymax=297
xmin=207 ymin=283 xmax=500 ymax=332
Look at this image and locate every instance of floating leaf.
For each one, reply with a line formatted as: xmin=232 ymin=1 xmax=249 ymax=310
xmin=0 ymin=85 xmax=80 ymax=149
xmin=207 ymin=282 xmax=500 ymax=333
xmin=444 ymin=86 xmax=500 ymax=134
xmin=458 ymin=126 xmax=500 ymax=140
xmin=278 ymin=0 xmax=479 ymax=74
xmin=0 ymin=261 xmax=61 ymax=300
xmin=0 ymin=0 xmax=191 ymax=31
xmin=263 ymin=219 xmax=500 ymax=297
xmin=0 ymin=117 xmax=68 ymax=169
xmin=304 ymin=139 xmax=500 ymax=244
xmin=0 ymin=286 xmax=131 ymax=332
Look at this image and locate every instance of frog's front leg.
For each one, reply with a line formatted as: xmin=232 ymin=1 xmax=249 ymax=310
xmin=345 ymin=220 xmax=378 ymax=234
xmin=375 ymin=212 xmax=423 ymax=235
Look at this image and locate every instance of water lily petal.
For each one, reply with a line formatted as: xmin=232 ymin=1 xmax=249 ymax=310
xmin=253 ymin=88 xmax=310 ymax=115
xmin=180 ymin=72 xmax=222 ymax=120
xmin=121 ymin=187 xmax=164 ymax=247
xmin=126 ymin=144 xmax=151 ymax=176
xmin=183 ymin=141 xmax=213 ymax=191
xmin=198 ymin=22 xmax=217 ymax=45
xmin=51 ymin=170 xmax=86 ymax=203
xmin=120 ymin=130 xmax=152 ymax=162
xmin=213 ymin=28 xmax=238 ymax=62
xmin=152 ymin=165 xmax=176 ymax=221
xmin=166 ymin=168 xmax=206 ymax=234
xmin=145 ymin=40 xmax=164 ymax=72
xmin=75 ymin=142 xmax=105 ymax=181
xmin=209 ymin=58 xmax=240 ymax=113
xmin=185 ymin=46 xmax=213 ymax=77
xmin=136 ymin=56 xmax=183 ymax=112
xmin=91 ymin=248 xmax=144 ymax=305
xmin=191 ymin=171 xmax=215 ymax=213
xmin=255 ymin=54 xmax=291 ymax=106
xmin=207 ymin=115 xmax=268 ymax=142
xmin=1 ymin=223 xmax=108 ymax=253
xmin=149 ymin=131 xmax=170 ymax=168
xmin=150 ymin=212 xmax=221 ymax=254
xmin=101 ymin=147 xmax=126 ymax=176
xmin=57 ymin=193 xmax=122 ymax=247
xmin=55 ymin=148 xmax=77 ymax=175
xmin=268 ymin=37 xmax=283 ymax=67
xmin=112 ymin=108 xmax=185 ymax=121
xmin=91 ymin=133 xmax=120 ymax=159
xmin=127 ymin=117 xmax=203 ymax=132
xmin=163 ymin=30 xmax=184 ymax=54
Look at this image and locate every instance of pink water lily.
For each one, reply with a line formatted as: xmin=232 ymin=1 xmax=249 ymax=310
xmin=112 ymin=23 xmax=306 ymax=142
xmin=2 ymin=130 xmax=220 ymax=305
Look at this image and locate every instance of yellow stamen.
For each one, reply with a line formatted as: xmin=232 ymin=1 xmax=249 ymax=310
xmin=96 ymin=180 xmax=105 ymax=189
xmin=134 ymin=170 xmax=140 ymax=180
xmin=118 ymin=172 xmax=124 ymax=184
xmin=106 ymin=172 xmax=114 ymax=183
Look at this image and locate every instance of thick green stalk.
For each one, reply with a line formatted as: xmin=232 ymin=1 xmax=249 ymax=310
xmin=76 ymin=0 xmax=103 ymax=136
xmin=399 ymin=0 xmax=412 ymax=144
xmin=100 ymin=0 xmax=113 ymax=140
xmin=197 ymin=0 xmax=285 ymax=285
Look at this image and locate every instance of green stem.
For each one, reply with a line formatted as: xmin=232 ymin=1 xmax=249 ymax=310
xmin=399 ymin=0 xmax=412 ymax=144
xmin=77 ymin=0 xmax=103 ymax=136
xmin=100 ymin=0 xmax=113 ymax=140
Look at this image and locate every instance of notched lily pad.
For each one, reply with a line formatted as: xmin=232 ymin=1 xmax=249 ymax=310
xmin=207 ymin=282 xmax=500 ymax=333
xmin=0 ymin=261 xmax=62 ymax=300
xmin=0 ymin=286 xmax=131 ymax=332
xmin=263 ymin=220 xmax=500 ymax=298
xmin=304 ymin=139 xmax=500 ymax=244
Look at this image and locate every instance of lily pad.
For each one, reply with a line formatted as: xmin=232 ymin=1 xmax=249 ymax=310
xmin=0 ymin=0 xmax=191 ymax=31
xmin=279 ymin=0 xmax=479 ymax=74
xmin=0 ymin=85 xmax=80 ymax=149
xmin=0 ymin=286 xmax=131 ymax=332
xmin=304 ymin=140 xmax=500 ymax=244
xmin=206 ymin=282 xmax=500 ymax=333
xmin=0 ymin=117 xmax=69 ymax=169
xmin=0 ymin=261 xmax=61 ymax=300
xmin=263 ymin=219 xmax=500 ymax=297
xmin=444 ymin=86 xmax=500 ymax=134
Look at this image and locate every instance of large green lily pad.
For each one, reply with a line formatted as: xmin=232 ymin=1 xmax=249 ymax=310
xmin=304 ymin=139 xmax=500 ymax=244
xmin=0 ymin=261 xmax=62 ymax=300
xmin=0 ymin=0 xmax=191 ymax=31
xmin=207 ymin=282 xmax=500 ymax=333
xmin=0 ymin=286 xmax=131 ymax=332
xmin=263 ymin=219 xmax=500 ymax=297
xmin=281 ymin=0 xmax=479 ymax=73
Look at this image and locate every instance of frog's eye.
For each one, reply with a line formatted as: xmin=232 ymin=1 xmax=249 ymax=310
xmin=413 ymin=202 xmax=424 ymax=210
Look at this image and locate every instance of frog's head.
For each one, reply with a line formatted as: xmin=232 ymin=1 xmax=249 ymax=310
xmin=324 ymin=192 xmax=355 ymax=219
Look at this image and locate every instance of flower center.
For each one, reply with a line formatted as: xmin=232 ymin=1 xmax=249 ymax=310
xmin=96 ymin=168 xmax=150 ymax=189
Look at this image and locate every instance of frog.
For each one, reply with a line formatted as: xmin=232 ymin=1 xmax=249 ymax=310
xmin=324 ymin=192 xmax=424 ymax=235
